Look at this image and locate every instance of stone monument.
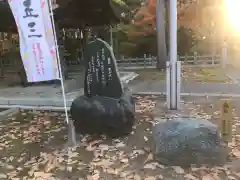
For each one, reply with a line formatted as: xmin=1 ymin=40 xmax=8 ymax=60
xmin=83 ymin=38 xmax=123 ymax=98
xmin=70 ymin=38 xmax=135 ymax=138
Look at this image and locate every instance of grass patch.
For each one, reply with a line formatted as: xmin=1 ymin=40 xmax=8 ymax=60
xmin=130 ymin=67 xmax=231 ymax=83
xmin=182 ymin=67 xmax=232 ymax=83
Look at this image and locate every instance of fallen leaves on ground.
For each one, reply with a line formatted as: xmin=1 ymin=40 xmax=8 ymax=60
xmin=0 ymin=96 xmax=239 ymax=179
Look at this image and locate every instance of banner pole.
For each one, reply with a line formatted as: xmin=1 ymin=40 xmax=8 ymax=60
xmin=48 ymin=0 xmax=76 ymax=146
xmin=169 ymin=0 xmax=177 ymax=109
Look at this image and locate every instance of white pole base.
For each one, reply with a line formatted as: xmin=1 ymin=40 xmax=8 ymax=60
xmin=166 ymin=61 xmax=181 ymax=110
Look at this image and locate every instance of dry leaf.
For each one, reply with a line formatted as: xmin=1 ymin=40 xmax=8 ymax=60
xmin=86 ymin=145 xmax=96 ymax=151
xmin=133 ymin=174 xmax=141 ymax=180
xmin=144 ymin=153 xmax=153 ymax=163
xmin=16 ymin=167 xmax=23 ymax=171
xmin=184 ymin=174 xmax=198 ymax=180
xmin=144 ymin=136 xmax=148 ymax=142
xmin=6 ymin=165 xmax=14 ymax=170
xmin=202 ymin=174 xmax=215 ymax=180
xmin=172 ymin=166 xmax=185 ymax=174
xmin=132 ymin=149 xmax=145 ymax=155
xmin=33 ymin=172 xmax=53 ymax=179
xmin=233 ymin=151 xmax=240 ymax=158
xmin=98 ymin=144 xmax=109 ymax=151
xmin=120 ymin=158 xmax=129 ymax=163
xmin=68 ymin=152 xmax=79 ymax=158
xmin=9 ymin=156 xmax=14 ymax=162
xmin=87 ymin=173 xmax=100 ymax=180
xmin=7 ymin=170 xmax=18 ymax=178
xmin=0 ymin=173 xmax=7 ymax=179
xmin=67 ymin=166 xmax=73 ymax=172
xmin=120 ymin=170 xmax=134 ymax=178
xmin=145 ymin=176 xmax=156 ymax=180
xmin=44 ymin=157 xmax=58 ymax=172
xmin=143 ymin=162 xmax=157 ymax=170
xmin=156 ymin=174 xmax=163 ymax=179
xmin=105 ymin=168 xmax=115 ymax=174
xmin=227 ymin=175 xmax=236 ymax=180
xmin=11 ymin=178 xmax=21 ymax=180
xmin=116 ymin=142 xmax=126 ymax=148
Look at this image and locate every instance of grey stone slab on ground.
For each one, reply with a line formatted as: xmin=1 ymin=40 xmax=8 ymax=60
xmin=152 ymin=118 xmax=227 ymax=167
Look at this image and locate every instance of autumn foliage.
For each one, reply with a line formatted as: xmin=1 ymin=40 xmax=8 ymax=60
xmin=128 ymin=0 xmax=223 ymax=38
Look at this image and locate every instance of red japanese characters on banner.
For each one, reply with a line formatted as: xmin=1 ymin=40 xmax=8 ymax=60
xmin=8 ymin=0 xmax=60 ymax=82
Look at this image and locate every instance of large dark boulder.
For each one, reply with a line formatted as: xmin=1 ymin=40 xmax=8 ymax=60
xmin=70 ymin=92 xmax=135 ymax=137
xmin=152 ymin=118 xmax=227 ymax=167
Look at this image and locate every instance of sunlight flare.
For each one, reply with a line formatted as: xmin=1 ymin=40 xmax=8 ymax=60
xmin=224 ymin=0 xmax=240 ymax=31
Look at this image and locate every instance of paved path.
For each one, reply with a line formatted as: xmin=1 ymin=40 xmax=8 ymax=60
xmin=1 ymin=66 xmax=240 ymax=108
xmin=129 ymin=80 xmax=240 ymax=94
xmin=225 ymin=65 xmax=240 ymax=84
xmin=0 ymin=80 xmax=240 ymax=108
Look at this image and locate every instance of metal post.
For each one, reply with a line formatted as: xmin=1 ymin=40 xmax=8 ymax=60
xmin=48 ymin=0 xmax=76 ymax=146
xmin=176 ymin=61 xmax=181 ymax=108
xmin=169 ymin=0 xmax=178 ymax=109
xmin=222 ymin=41 xmax=227 ymax=68
xmin=110 ymin=25 xmax=113 ymax=49
xmin=166 ymin=61 xmax=171 ymax=109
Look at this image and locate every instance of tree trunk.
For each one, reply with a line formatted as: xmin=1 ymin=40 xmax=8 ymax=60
xmin=156 ymin=0 xmax=167 ymax=70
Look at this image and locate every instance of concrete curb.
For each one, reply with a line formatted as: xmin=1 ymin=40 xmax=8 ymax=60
xmin=0 ymin=97 xmax=74 ymax=107
xmin=0 ymin=108 xmax=19 ymax=120
xmin=1 ymin=92 xmax=240 ymax=111
xmin=118 ymin=64 xmax=220 ymax=70
xmin=132 ymin=92 xmax=240 ymax=98
xmin=225 ymin=74 xmax=239 ymax=85
xmin=0 ymin=105 xmax=70 ymax=111
xmin=121 ymin=72 xmax=139 ymax=85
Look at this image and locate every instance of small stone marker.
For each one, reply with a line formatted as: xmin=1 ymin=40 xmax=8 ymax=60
xmin=83 ymin=38 xmax=123 ymax=99
xmin=220 ymin=99 xmax=233 ymax=142
xmin=67 ymin=119 xmax=77 ymax=147
xmin=152 ymin=118 xmax=227 ymax=167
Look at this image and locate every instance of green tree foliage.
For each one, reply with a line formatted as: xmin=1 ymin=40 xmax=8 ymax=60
xmin=177 ymin=27 xmax=197 ymax=55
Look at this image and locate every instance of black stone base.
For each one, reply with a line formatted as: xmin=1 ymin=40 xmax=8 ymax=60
xmin=70 ymin=92 xmax=135 ymax=138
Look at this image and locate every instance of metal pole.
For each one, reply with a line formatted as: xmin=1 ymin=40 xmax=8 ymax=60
xmin=169 ymin=0 xmax=177 ymax=109
xmin=48 ymin=0 xmax=76 ymax=146
xmin=222 ymin=40 xmax=227 ymax=68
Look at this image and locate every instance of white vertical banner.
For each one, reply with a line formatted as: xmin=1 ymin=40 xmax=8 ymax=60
xmin=9 ymin=0 xmax=76 ymax=145
xmin=8 ymin=0 xmax=60 ymax=82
